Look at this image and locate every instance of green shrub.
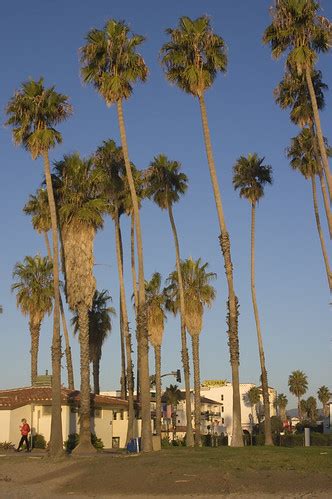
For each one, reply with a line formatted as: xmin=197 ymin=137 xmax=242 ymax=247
xmin=280 ymin=433 xmax=304 ymax=447
xmin=30 ymin=433 xmax=46 ymax=449
xmin=161 ymin=437 xmax=172 ymax=448
xmin=0 ymin=441 xmax=15 ymax=450
xmin=310 ymin=432 xmax=332 ymax=446
xmin=64 ymin=433 xmax=104 ymax=452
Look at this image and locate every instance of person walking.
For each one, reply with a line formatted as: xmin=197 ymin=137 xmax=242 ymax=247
xmin=16 ymin=418 xmax=31 ymax=452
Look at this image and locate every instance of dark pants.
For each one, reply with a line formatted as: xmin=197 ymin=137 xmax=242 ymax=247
xmin=18 ymin=435 xmax=30 ymax=451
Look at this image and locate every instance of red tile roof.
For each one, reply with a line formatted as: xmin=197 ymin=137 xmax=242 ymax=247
xmin=0 ymin=386 xmax=128 ymax=410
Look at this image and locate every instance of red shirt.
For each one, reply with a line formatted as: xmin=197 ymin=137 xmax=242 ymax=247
xmin=20 ymin=423 xmax=30 ymax=436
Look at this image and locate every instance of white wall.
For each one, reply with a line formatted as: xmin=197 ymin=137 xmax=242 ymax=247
xmin=9 ymin=405 xmax=30 ymax=446
xmin=0 ymin=411 xmax=11 ymax=443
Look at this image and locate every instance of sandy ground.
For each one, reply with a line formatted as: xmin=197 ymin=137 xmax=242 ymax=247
xmin=0 ymin=449 xmax=331 ymax=498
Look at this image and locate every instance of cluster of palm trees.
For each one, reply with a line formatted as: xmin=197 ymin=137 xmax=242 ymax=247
xmin=6 ymin=1 xmax=332 ymax=456
xmin=288 ymin=370 xmax=330 ymax=420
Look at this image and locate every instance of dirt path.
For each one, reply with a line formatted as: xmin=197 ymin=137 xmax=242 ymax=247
xmin=0 ymin=448 xmax=331 ymax=497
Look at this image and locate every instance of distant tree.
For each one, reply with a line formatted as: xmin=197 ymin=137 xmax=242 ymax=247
xmin=247 ymin=386 xmax=261 ymax=424
xmin=288 ymin=370 xmax=308 ymax=419
xmin=306 ymin=396 xmax=318 ymax=422
xmin=317 ymin=385 xmax=330 ymax=418
xmin=274 ymin=393 xmax=288 ymax=421
xmin=12 ymin=255 xmax=53 ymax=386
xmin=164 ymin=384 xmax=182 ymax=440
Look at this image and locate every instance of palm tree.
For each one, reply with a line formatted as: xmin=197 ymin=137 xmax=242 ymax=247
xmin=73 ymin=290 xmax=115 ymax=394
xmin=53 ymin=152 xmax=108 ymax=453
xmin=288 ymin=370 xmax=308 ymax=419
xmin=233 ymin=153 xmax=273 ymax=446
xmin=80 ymin=20 xmax=152 ymax=451
xmin=12 ymin=255 xmax=53 ymax=386
xmin=274 ymin=393 xmax=288 ymax=421
xmin=23 ymin=189 xmax=75 ymax=389
xmin=274 ymin=69 xmax=332 ymax=237
xmin=165 ymin=257 xmax=216 ymax=446
xmin=164 ymin=384 xmax=182 ymax=441
xmin=161 ymin=17 xmax=242 ymax=446
xmin=247 ymin=386 xmax=261 ymax=423
xmin=317 ymin=385 xmax=330 ymax=418
xmin=145 ymin=272 xmax=167 ymax=438
xmin=5 ymin=78 xmax=72 ymax=456
xmin=287 ymin=128 xmax=332 ymax=291
xmin=263 ymin=0 xmax=332 ymax=200
xmin=94 ymin=139 xmax=136 ymax=442
xmin=145 ymin=154 xmax=194 ymax=446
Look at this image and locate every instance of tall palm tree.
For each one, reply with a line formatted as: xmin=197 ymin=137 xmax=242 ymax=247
xmin=53 ymin=152 xmax=108 ymax=453
xmin=165 ymin=257 xmax=216 ymax=446
xmin=164 ymin=384 xmax=182 ymax=440
xmin=233 ymin=153 xmax=273 ymax=446
xmin=274 ymin=393 xmax=288 ymax=421
xmin=161 ymin=17 xmax=243 ymax=446
xmin=145 ymin=272 xmax=167 ymax=438
xmin=274 ymin=69 xmax=332 ymax=237
xmin=80 ymin=20 xmax=152 ymax=451
xmin=94 ymin=139 xmax=136 ymax=442
xmin=263 ymin=0 xmax=332 ymax=200
xmin=145 ymin=154 xmax=194 ymax=446
xmin=287 ymin=128 xmax=332 ymax=291
xmin=5 ymin=78 xmax=72 ymax=456
xmin=12 ymin=255 xmax=53 ymax=386
xmin=317 ymin=385 xmax=330 ymax=418
xmin=73 ymin=290 xmax=115 ymax=394
xmin=288 ymin=370 xmax=308 ymax=419
xmin=23 ymin=189 xmax=75 ymax=389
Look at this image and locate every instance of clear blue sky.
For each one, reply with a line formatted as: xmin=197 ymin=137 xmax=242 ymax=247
xmin=0 ymin=1 xmax=331 ymax=408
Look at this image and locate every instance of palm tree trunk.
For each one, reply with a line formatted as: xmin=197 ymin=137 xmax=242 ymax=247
xmin=154 ymin=344 xmax=162 ymax=437
xmin=115 ymin=211 xmax=135 ymax=444
xmin=93 ymin=358 xmax=100 ymax=395
xmin=198 ymin=94 xmax=243 ymax=447
xmin=119 ymin=301 xmax=127 ymax=399
xmin=191 ymin=334 xmax=201 ymax=447
xmin=250 ymin=204 xmax=273 ymax=446
xmin=298 ymin=396 xmax=301 ymax=420
xmin=73 ymin=302 xmax=95 ymax=454
xmin=305 ymin=67 xmax=332 ymax=201
xmin=43 ymin=151 xmax=63 ymax=457
xmin=311 ymin=176 xmax=332 ymax=291
xmin=168 ymin=204 xmax=194 ymax=447
xmin=30 ymin=321 xmax=41 ymax=386
xmin=131 ymin=213 xmax=140 ymax=406
xmin=118 ymin=223 xmax=127 ymax=400
xmin=44 ymin=231 xmax=74 ymax=390
xmin=117 ymin=99 xmax=152 ymax=452
xmin=310 ymin=125 xmax=332 ymax=239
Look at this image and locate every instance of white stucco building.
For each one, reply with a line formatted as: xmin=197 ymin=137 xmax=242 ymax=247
xmin=0 ymin=386 xmax=132 ymax=448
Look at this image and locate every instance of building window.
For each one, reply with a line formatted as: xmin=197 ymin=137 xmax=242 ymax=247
xmin=221 ymin=406 xmax=224 ymax=413
xmin=221 ymin=395 xmax=224 ymax=401
xmin=42 ymin=406 xmax=52 ymax=416
xmin=222 ymin=418 xmax=225 ymax=424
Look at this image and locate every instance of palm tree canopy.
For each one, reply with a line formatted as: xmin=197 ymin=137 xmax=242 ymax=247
xmin=53 ymin=152 xmax=108 ymax=230
xmin=12 ymin=255 xmax=53 ymax=325
xmin=288 ymin=370 xmax=308 ymax=398
xmin=5 ymin=78 xmax=72 ymax=159
xmin=72 ymin=289 xmax=115 ymax=362
xmin=145 ymin=272 xmax=167 ymax=348
xmin=274 ymin=69 xmax=327 ymax=126
xmin=80 ymin=19 xmax=148 ymax=105
xmin=233 ymin=153 xmax=273 ymax=205
xmin=23 ymin=188 xmax=51 ymax=234
xmin=275 ymin=393 xmax=288 ymax=409
xmin=93 ymin=139 xmax=143 ymax=218
xmin=161 ymin=16 xmax=227 ymax=97
xmin=287 ymin=127 xmax=331 ymax=178
xmin=165 ymin=257 xmax=216 ymax=336
xmin=262 ymin=0 xmax=332 ymax=74
xmin=317 ymin=385 xmax=330 ymax=404
xmin=145 ymin=154 xmax=188 ymax=210
xmin=164 ymin=384 xmax=182 ymax=407
xmin=247 ymin=386 xmax=261 ymax=407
